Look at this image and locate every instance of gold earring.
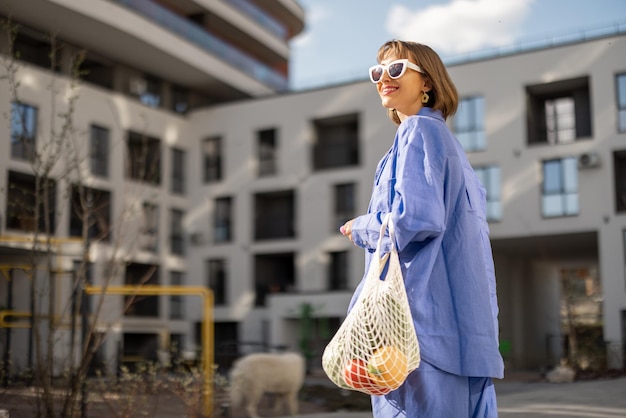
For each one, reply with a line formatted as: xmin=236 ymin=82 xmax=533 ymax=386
xmin=421 ymin=92 xmax=429 ymax=104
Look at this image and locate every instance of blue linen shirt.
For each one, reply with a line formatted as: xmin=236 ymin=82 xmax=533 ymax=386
xmin=349 ymin=107 xmax=504 ymax=379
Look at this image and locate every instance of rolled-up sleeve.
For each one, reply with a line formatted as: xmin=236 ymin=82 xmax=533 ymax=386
xmin=350 ymin=118 xmax=446 ymax=253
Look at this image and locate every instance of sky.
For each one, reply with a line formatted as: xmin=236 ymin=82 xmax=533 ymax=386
xmin=288 ymin=0 xmax=626 ymax=90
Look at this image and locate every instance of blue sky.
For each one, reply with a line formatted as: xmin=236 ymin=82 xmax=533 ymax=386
xmin=288 ymin=0 xmax=626 ymax=90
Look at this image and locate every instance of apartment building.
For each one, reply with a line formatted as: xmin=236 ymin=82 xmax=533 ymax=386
xmin=1 ymin=0 xmax=625 ymax=377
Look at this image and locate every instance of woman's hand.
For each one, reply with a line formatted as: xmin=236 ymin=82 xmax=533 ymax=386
xmin=340 ymin=219 xmax=355 ymax=243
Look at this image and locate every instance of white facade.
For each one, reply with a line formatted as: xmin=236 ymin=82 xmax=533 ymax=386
xmin=1 ymin=1 xmax=625 ymax=376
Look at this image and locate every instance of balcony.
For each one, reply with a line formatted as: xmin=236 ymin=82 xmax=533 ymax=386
xmin=112 ymin=0 xmax=288 ymax=92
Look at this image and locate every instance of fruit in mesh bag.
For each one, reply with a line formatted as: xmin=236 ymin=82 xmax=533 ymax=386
xmin=367 ymin=346 xmax=408 ymax=389
xmin=343 ymin=358 xmax=391 ymax=395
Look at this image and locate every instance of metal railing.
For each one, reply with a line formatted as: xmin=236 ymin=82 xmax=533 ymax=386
xmin=111 ymin=0 xmax=288 ymax=91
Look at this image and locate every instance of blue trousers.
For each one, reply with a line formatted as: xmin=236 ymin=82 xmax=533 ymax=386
xmin=371 ymin=361 xmax=498 ymax=417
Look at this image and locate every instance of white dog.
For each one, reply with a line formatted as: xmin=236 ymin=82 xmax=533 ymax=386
xmin=229 ymin=352 xmax=305 ymax=418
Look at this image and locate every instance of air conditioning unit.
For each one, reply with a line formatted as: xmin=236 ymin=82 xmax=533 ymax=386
xmin=578 ymin=152 xmax=601 ymax=169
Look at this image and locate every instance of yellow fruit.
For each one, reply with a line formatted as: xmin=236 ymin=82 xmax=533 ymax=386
xmin=367 ymin=346 xmax=408 ymax=389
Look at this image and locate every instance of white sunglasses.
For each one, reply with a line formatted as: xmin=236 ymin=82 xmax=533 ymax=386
xmin=369 ymin=59 xmax=424 ymax=83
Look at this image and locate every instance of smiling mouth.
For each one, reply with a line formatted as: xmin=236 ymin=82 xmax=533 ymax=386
xmin=381 ymin=85 xmax=398 ymax=95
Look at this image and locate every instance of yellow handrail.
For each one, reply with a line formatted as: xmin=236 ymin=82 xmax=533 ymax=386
xmin=0 ymin=310 xmax=32 ymax=328
xmin=84 ymin=285 xmax=214 ymax=417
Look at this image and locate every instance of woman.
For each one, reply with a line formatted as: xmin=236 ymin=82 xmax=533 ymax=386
xmin=340 ymin=40 xmax=504 ymax=417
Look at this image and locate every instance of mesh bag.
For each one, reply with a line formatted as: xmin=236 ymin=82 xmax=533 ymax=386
xmin=322 ymin=214 xmax=420 ymax=396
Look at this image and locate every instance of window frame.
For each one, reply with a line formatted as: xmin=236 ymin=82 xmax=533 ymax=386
xmin=473 ymin=165 xmax=502 ymax=222
xmin=171 ymin=147 xmax=186 ymax=195
xmin=616 ymin=72 xmax=626 ymax=133
xmin=454 ymin=95 xmax=486 ymax=152
xmin=90 ymin=124 xmax=110 ymax=178
xmin=203 ymin=136 xmax=222 ymax=183
xmin=214 ymin=196 xmax=233 ymax=243
xmin=11 ymin=101 xmax=38 ymax=161
xmin=541 ymin=157 xmax=579 ymax=218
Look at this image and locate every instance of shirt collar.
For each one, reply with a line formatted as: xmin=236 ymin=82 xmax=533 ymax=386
xmin=417 ymin=107 xmax=444 ymax=122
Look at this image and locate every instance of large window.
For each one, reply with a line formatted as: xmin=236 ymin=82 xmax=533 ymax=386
xmin=126 ymin=131 xmax=161 ymax=185
xmin=207 ymin=259 xmax=227 ymax=306
xmin=124 ymin=263 xmax=159 ymax=317
xmin=69 ymin=186 xmax=111 ymax=241
xmin=527 ymin=77 xmax=592 ymax=145
xmin=333 ymin=183 xmax=356 ymax=231
xmin=169 ymin=271 xmax=184 ymax=319
xmin=6 ymin=171 xmax=56 ymax=232
xmin=140 ymin=203 xmax=159 ymax=252
xmin=254 ymin=190 xmax=295 ymax=240
xmin=254 ymin=253 xmax=294 ymax=306
xmin=474 ymin=166 xmax=501 ymax=222
xmin=454 ymin=96 xmax=485 ymax=152
xmin=170 ymin=209 xmax=185 ymax=256
xmin=617 ymin=73 xmax=626 ymax=133
xmin=614 ymin=150 xmax=626 ymax=212
xmin=257 ymin=128 xmax=277 ymax=176
xmin=329 ymin=251 xmax=349 ymax=291
xmin=542 ymin=157 xmax=578 ymax=217
xmin=313 ymin=114 xmax=359 ymax=170
xmin=90 ymin=124 xmax=110 ymax=177
xmin=203 ymin=137 xmax=222 ymax=183
xmin=171 ymin=85 xmax=189 ymax=114
xmin=214 ymin=197 xmax=232 ymax=243
xmin=11 ymin=102 xmax=38 ymax=161
xmin=171 ymin=148 xmax=186 ymax=195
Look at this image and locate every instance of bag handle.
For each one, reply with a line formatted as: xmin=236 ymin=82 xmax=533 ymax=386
xmin=374 ymin=213 xmax=397 ymax=277
xmin=376 ymin=213 xmax=397 ymax=253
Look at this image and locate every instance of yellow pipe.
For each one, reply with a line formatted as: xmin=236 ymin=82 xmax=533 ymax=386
xmin=0 ymin=310 xmax=32 ymax=328
xmin=84 ymin=285 xmax=214 ymax=417
xmin=0 ymin=235 xmax=83 ymax=245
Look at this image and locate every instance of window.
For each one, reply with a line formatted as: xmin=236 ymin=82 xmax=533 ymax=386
xmin=170 ymin=209 xmax=185 ymax=256
xmin=333 ymin=183 xmax=356 ymax=231
xmin=11 ymin=102 xmax=38 ymax=161
xmin=90 ymin=124 xmax=109 ymax=177
xmin=254 ymin=190 xmax=295 ymax=240
xmin=329 ymin=251 xmax=349 ymax=291
xmin=69 ymin=186 xmax=111 ymax=241
xmin=542 ymin=157 xmax=578 ymax=217
xmin=527 ymin=77 xmax=592 ymax=145
xmin=6 ymin=171 xmax=56 ymax=232
xmin=171 ymin=85 xmax=189 ymax=114
xmin=254 ymin=253 xmax=294 ymax=306
xmin=214 ymin=197 xmax=232 ymax=243
xmin=313 ymin=114 xmax=359 ymax=170
xmin=257 ymin=128 xmax=277 ymax=176
xmin=454 ymin=96 xmax=485 ymax=152
xmin=80 ymin=54 xmax=114 ymax=89
xmin=170 ymin=271 xmax=184 ymax=319
xmin=171 ymin=148 xmax=186 ymax=195
xmin=617 ymin=73 xmax=626 ymax=133
xmin=124 ymin=263 xmax=159 ymax=317
xmin=141 ymin=203 xmax=159 ymax=252
xmin=139 ymin=75 xmax=161 ymax=108
xmin=207 ymin=259 xmax=227 ymax=306
xmin=474 ymin=166 xmax=502 ymax=221
xmin=614 ymin=150 xmax=626 ymax=212
xmin=545 ymin=97 xmax=576 ymax=144
xmin=13 ymin=29 xmax=53 ymax=69
xmin=126 ymin=131 xmax=161 ymax=185
xmin=203 ymin=137 xmax=222 ymax=183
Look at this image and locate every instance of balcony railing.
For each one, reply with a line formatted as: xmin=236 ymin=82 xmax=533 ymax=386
xmin=228 ymin=0 xmax=288 ymax=40
xmin=111 ymin=0 xmax=288 ymax=92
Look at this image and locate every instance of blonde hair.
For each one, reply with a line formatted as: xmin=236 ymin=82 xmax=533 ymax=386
xmin=376 ymin=40 xmax=458 ymax=124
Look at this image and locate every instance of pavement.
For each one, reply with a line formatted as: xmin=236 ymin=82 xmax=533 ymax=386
xmin=283 ymin=375 xmax=626 ymax=418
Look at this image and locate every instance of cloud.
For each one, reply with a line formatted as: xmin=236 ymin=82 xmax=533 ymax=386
xmin=385 ymin=0 xmax=535 ymax=56
xmin=291 ymin=3 xmax=330 ymax=47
